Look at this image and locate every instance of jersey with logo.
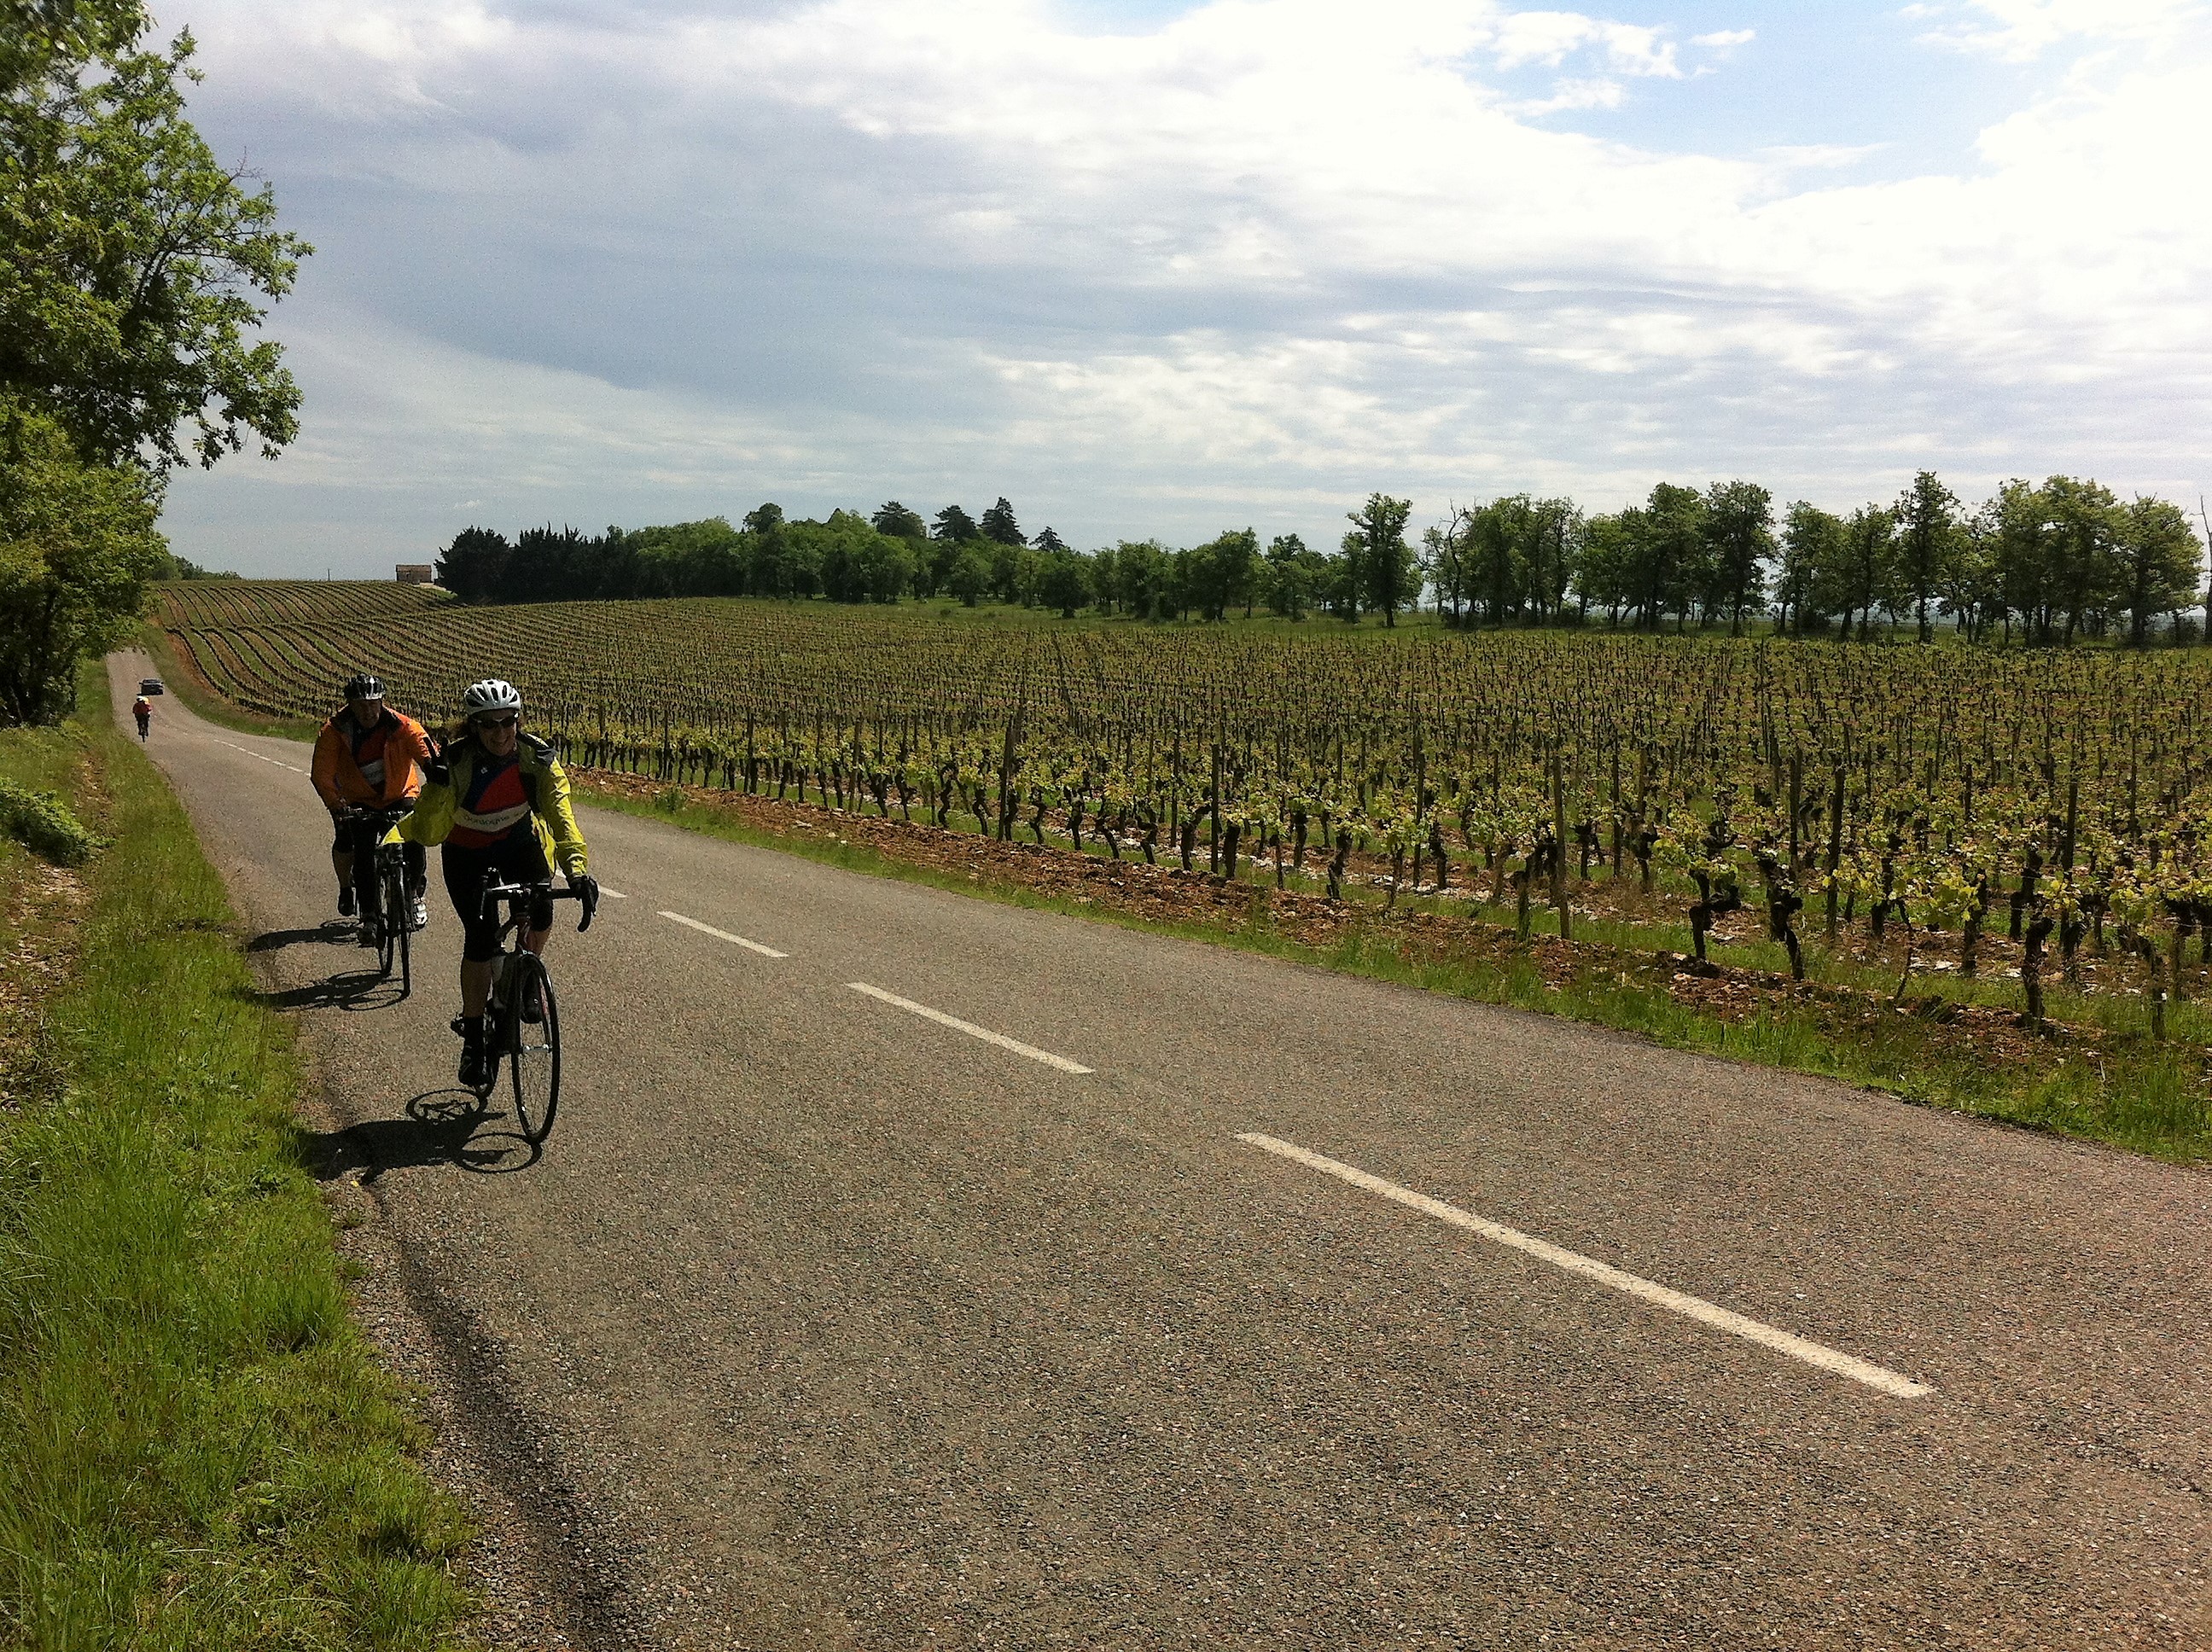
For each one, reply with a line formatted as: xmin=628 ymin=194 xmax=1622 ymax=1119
xmin=447 ymin=752 xmax=532 ymax=847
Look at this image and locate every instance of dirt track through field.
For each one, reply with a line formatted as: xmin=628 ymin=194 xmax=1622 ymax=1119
xmin=114 ymin=652 xmax=2212 ymax=1649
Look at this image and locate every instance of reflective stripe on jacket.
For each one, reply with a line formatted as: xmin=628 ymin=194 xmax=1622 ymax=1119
xmin=396 ymin=732 xmax=588 ymax=876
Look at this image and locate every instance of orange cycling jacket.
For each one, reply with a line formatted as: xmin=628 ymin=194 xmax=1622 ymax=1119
xmin=312 ymin=705 xmax=433 ymax=811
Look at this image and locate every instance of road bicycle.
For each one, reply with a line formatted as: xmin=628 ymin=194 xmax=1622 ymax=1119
xmin=469 ymin=875 xmax=595 ymax=1144
xmin=336 ymin=805 xmax=416 ymax=997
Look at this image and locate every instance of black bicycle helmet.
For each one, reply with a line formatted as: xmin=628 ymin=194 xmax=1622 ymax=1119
xmin=343 ymin=672 xmax=384 ymax=700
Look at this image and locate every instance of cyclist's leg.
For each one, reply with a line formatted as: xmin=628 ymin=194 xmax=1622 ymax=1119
xmin=350 ymin=820 xmax=381 ymax=936
xmin=403 ymin=839 xmax=429 ymax=927
xmin=442 ymin=843 xmax=504 ymax=1016
xmin=517 ymin=835 xmax=555 ymax=958
xmin=330 ymin=817 xmax=354 ymax=912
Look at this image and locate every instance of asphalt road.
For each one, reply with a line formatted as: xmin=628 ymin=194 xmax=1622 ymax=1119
xmin=114 ymin=654 xmax=2212 ymax=1649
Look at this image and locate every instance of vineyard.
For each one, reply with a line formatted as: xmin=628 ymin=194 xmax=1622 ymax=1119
xmin=157 ymin=581 xmax=2212 ymax=1034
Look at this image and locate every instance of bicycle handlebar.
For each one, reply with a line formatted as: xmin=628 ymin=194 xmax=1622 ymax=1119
xmin=477 ymin=877 xmax=597 ymax=933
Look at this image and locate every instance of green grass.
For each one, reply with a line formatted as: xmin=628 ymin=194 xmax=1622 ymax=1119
xmin=583 ymin=778 xmax=2211 ymax=1164
xmin=0 ymin=664 xmax=471 ymax=1649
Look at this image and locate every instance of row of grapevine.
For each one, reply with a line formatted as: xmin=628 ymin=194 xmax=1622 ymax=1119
xmin=156 ymin=585 xmax=2212 ymax=1027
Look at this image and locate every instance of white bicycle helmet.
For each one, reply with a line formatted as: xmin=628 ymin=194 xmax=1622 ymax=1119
xmin=461 ymin=678 xmax=522 ymax=718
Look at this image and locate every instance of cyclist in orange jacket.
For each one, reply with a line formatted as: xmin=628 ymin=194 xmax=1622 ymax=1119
xmin=311 ymin=672 xmax=434 ymax=936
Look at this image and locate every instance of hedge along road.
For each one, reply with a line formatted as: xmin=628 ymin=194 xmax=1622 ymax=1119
xmin=108 ymin=651 xmax=2212 ymax=1650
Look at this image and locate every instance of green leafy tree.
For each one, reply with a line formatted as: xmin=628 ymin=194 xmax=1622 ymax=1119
xmin=946 ymin=544 xmax=990 ymax=607
xmin=1110 ymin=538 xmax=1167 ymax=619
xmin=435 ymin=526 xmax=511 ymax=602
xmin=1214 ymin=526 xmax=1259 ymax=618
xmin=1468 ymin=494 xmax=1528 ymax=624
xmin=1893 ymin=471 xmax=1962 ymax=643
xmin=1420 ymin=511 xmax=1472 ymax=625
xmin=1030 ymin=525 xmax=1067 ymax=554
xmin=1526 ymin=498 xmax=1583 ymax=624
xmin=1328 ymin=532 xmax=1362 ymax=621
xmin=979 ymin=496 xmax=1023 ymax=546
xmin=0 ymin=1 xmax=308 ymax=723
xmin=1831 ymin=504 xmax=1895 ymax=642
xmin=1701 ymin=480 xmax=1773 ymax=636
xmin=2042 ymin=475 xmax=2121 ymax=644
xmin=1983 ymin=479 xmax=2051 ymax=643
xmin=2113 ymin=495 xmax=2201 ymax=646
xmin=872 ymin=500 xmax=927 ymax=541
xmin=1262 ymin=532 xmax=1325 ymax=620
xmin=1636 ymin=484 xmax=1706 ymax=631
xmin=3 ymin=21 xmax=310 ymax=469
xmin=0 ymin=401 xmax=165 ymax=723
xmin=1571 ymin=510 xmax=1638 ymax=627
xmin=1776 ymin=502 xmax=1841 ymax=636
xmin=1348 ymin=493 xmax=1415 ymax=627
xmin=1038 ymin=549 xmax=1091 ymax=618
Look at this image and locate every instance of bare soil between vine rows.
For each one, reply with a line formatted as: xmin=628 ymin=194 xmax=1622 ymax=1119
xmin=571 ymin=768 xmax=2149 ymax=1079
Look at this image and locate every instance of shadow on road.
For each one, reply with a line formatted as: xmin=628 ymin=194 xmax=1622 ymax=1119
xmin=242 ymin=963 xmax=406 ymax=1014
xmin=301 ymin=1091 xmax=542 ymax=1180
xmin=247 ymin=923 xmax=351 ymax=954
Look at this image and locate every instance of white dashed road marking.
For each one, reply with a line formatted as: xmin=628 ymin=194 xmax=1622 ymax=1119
xmin=1236 ymin=1132 xmax=1934 ymax=1400
xmin=846 ymin=983 xmax=1092 ymax=1074
xmin=659 ymin=910 xmax=787 ymax=957
xmin=211 ymin=736 xmax=308 ymax=776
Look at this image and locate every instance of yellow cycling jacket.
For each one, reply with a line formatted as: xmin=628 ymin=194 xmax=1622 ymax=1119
xmin=395 ymin=733 xmax=589 ymax=876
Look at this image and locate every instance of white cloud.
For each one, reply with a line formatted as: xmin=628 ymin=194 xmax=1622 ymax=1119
xmin=152 ymin=0 xmax=2212 ymax=571
xmin=1911 ymin=0 xmax=2203 ymax=61
xmin=1691 ymin=28 xmax=1755 ymax=49
xmin=1487 ymin=10 xmax=1683 ymax=76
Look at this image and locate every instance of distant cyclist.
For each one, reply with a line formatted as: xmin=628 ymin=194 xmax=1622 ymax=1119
xmin=131 ymin=695 xmax=151 ymax=741
xmin=311 ymin=672 xmax=433 ymax=936
xmin=394 ymin=679 xmax=596 ymax=1087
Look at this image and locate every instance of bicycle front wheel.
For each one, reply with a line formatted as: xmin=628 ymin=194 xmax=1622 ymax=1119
xmin=506 ymin=952 xmax=560 ymax=1144
xmin=375 ymin=864 xmax=399 ymax=979
xmin=393 ymin=867 xmax=411 ymax=998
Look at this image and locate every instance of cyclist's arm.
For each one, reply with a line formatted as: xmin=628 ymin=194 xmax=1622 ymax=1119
xmin=538 ymin=756 xmax=589 ymax=877
xmin=384 ymin=716 xmax=433 ymax=807
xmin=310 ymin=726 xmax=347 ymax=811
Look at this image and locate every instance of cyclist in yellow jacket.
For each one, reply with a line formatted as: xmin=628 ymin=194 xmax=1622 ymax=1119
xmin=398 ymin=679 xmax=596 ymax=1085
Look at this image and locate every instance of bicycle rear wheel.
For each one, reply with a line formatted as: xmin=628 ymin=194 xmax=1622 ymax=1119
xmin=506 ymin=952 xmax=560 ymax=1144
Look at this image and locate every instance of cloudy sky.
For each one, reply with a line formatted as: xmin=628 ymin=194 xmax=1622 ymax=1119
xmin=151 ymin=0 xmax=2212 ymax=575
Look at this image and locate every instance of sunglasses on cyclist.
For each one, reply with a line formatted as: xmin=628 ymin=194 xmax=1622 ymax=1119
xmin=472 ymin=713 xmax=519 ymax=730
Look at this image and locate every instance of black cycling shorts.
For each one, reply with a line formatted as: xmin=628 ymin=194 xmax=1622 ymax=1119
xmin=442 ymin=833 xmax=553 ymax=962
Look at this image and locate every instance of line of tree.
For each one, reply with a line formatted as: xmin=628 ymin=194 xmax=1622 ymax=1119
xmin=0 ymin=0 xmax=306 ymax=724
xmin=441 ymin=474 xmax=2207 ymax=646
xmin=1475 ymin=472 xmax=2207 ymax=647
xmin=438 ymin=492 xmax=1425 ymax=624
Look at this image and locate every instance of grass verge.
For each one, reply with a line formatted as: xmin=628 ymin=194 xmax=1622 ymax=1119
xmin=576 ymin=776 xmax=2212 ymax=1166
xmin=0 ymin=663 xmax=471 ymax=1648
